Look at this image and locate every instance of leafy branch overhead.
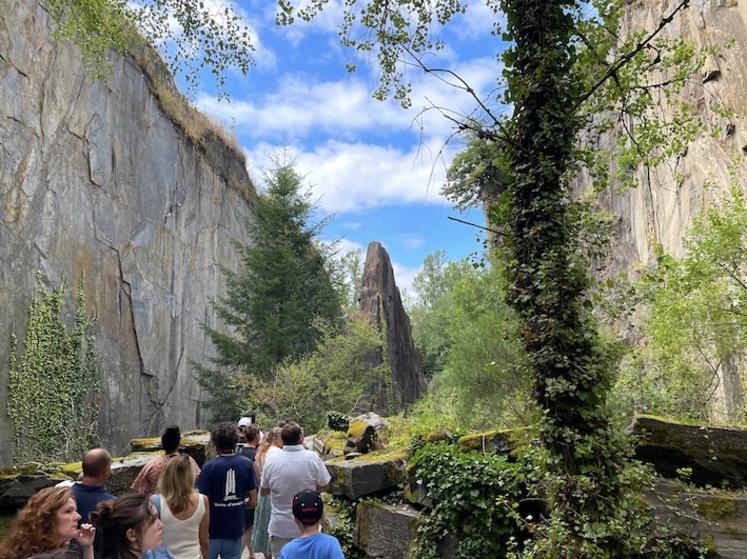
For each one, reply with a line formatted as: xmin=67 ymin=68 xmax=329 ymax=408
xmin=47 ymin=0 xmax=254 ymax=94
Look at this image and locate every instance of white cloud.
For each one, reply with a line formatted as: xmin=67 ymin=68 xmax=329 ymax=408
xmin=400 ymin=234 xmax=425 ymax=249
xmin=246 ymin=140 xmax=450 ymax=214
xmin=196 ymin=56 xmax=503 ymax=142
xmin=392 ymin=261 xmax=421 ymax=297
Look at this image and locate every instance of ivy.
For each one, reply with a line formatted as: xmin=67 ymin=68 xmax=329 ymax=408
xmin=7 ymin=275 xmax=102 ymax=463
xmin=410 ymin=443 xmax=526 ymax=559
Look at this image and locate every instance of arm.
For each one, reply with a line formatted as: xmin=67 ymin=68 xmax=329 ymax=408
xmin=246 ymin=488 xmax=257 ymax=509
xmin=316 ymin=484 xmax=329 ymax=493
xmin=199 ymin=495 xmax=210 ymax=559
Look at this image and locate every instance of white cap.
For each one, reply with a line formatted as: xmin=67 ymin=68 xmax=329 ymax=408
xmin=238 ymin=416 xmax=253 ymax=427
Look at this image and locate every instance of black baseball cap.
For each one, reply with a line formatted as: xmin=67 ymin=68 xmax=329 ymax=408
xmin=292 ymin=490 xmax=323 ymax=525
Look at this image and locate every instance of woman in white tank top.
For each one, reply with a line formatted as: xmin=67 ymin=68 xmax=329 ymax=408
xmin=155 ymin=454 xmax=209 ymax=559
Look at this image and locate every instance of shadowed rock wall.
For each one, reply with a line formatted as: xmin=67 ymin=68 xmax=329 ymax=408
xmin=0 ymin=0 xmax=254 ymax=465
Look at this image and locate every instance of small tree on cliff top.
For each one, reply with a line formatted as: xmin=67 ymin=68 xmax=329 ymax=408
xmin=197 ymin=163 xmax=342 ymax=422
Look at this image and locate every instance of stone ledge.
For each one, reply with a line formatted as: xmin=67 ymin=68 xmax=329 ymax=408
xmin=326 ymin=450 xmax=407 ymax=500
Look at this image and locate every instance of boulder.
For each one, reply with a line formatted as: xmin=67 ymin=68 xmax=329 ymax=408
xmin=647 ymin=480 xmax=747 ymax=558
xmin=129 ymin=430 xmax=211 ymax=466
xmin=314 ymin=431 xmax=347 ymax=460
xmin=326 ymin=450 xmax=406 ymax=500
xmin=344 ymin=413 xmax=390 ymax=455
xmin=457 ymin=427 xmax=533 ymax=455
xmin=355 ymin=501 xmax=421 ymax=559
xmin=630 ymin=415 xmax=747 ymax=488
xmin=0 ymin=465 xmax=68 ymax=508
xmin=107 ymin=454 xmax=160 ymax=495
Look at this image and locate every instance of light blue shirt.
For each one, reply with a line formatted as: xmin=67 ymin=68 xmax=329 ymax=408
xmin=279 ymin=532 xmax=345 ymax=559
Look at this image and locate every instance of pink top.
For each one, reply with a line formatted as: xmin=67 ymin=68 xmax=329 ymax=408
xmin=131 ymin=454 xmax=201 ymax=495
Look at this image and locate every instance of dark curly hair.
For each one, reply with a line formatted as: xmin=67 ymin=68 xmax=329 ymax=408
xmin=211 ymin=421 xmax=239 ymax=452
xmin=0 ymin=487 xmax=74 ymax=559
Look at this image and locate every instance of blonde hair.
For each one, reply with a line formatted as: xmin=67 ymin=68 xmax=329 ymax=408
xmin=255 ymin=427 xmax=282 ymax=471
xmin=157 ymin=455 xmax=194 ymax=514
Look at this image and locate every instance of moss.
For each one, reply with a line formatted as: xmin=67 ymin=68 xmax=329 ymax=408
xmin=316 ymin=431 xmax=348 ymax=453
xmin=695 ymin=496 xmax=740 ymax=521
xmin=457 ymin=426 xmax=533 ymax=454
xmin=702 ymin=533 xmax=717 ymax=554
xmin=347 ymin=420 xmax=370 ymax=439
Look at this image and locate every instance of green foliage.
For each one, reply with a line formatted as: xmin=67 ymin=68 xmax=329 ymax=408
xmin=324 ymin=496 xmax=363 ymax=559
xmin=7 ymin=276 xmax=102 ymax=463
xmin=411 ymin=253 xmax=533 ymax=428
xmin=237 ymin=312 xmax=385 ymax=433
xmin=410 ymin=442 xmax=526 ymax=558
xmin=613 ymin=185 xmax=747 ymax=422
xmin=47 ymin=0 xmax=253 ymax=94
xmin=197 ymin=163 xmax=342 ymax=423
xmin=443 ymin=136 xmax=507 ymax=211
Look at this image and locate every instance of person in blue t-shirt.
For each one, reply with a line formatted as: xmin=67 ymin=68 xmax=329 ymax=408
xmin=279 ymin=490 xmax=344 ymax=559
xmin=197 ymin=422 xmax=257 ymax=559
xmin=71 ymin=448 xmax=116 ymax=524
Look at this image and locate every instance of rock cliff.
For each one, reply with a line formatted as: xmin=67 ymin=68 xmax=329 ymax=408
xmin=359 ymin=241 xmax=426 ymax=411
xmin=587 ymin=0 xmax=747 ymax=419
xmin=0 ymin=0 xmax=255 ymax=465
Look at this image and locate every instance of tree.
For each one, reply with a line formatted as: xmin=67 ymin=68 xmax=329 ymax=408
xmin=279 ymin=0 xmax=701 ymax=554
xmin=47 ymin=0 xmax=253 ymax=93
xmin=614 ymin=185 xmax=747 ymax=423
xmin=243 ymin=312 xmax=387 ymax=432
xmin=197 ymin=163 xmax=342 ymax=422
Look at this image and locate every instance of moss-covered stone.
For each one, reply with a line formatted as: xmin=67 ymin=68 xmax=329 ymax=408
xmin=326 ymin=449 xmax=407 ymax=500
xmin=696 ymin=496 xmax=740 ymax=521
xmin=355 ymin=500 xmax=421 ymax=559
xmin=457 ymin=426 xmax=533 ymax=454
xmin=314 ymin=431 xmax=347 ymax=459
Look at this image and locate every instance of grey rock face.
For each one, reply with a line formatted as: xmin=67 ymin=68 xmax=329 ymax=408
xmin=580 ymin=1 xmax=747 ymax=421
xmin=0 ymin=1 xmax=255 ymax=465
xmin=359 ymin=241 xmax=426 ymax=411
xmin=325 ymin=451 xmax=406 ymax=500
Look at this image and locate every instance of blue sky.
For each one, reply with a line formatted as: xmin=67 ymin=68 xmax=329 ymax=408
xmin=185 ymin=1 xmax=504 ymax=293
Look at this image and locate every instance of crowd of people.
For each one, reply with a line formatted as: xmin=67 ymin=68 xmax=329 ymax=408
xmin=0 ymin=417 xmax=345 ymax=559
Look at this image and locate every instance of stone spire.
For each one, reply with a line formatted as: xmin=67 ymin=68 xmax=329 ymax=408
xmin=359 ymin=241 xmax=426 ymax=411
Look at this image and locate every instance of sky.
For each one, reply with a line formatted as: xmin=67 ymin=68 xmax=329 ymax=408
xmin=183 ymin=1 xmax=506 ymax=294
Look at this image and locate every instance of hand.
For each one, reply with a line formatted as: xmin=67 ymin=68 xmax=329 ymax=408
xmin=77 ymin=523 xmax=96 ymax=548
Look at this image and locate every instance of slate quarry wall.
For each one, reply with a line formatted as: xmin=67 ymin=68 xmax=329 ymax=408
xmin=0 ymin=0 xmax=255 ymax=465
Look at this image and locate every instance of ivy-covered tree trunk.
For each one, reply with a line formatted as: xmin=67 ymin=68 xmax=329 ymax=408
xmin=501 ymin=1 xmax=627 ymax=554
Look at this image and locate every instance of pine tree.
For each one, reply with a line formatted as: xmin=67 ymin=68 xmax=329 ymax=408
xmin=197 ymin=163 xmax=342 ymax=422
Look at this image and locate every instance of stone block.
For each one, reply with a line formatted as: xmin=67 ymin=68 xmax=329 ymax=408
xmin=355 ymin=501 xmax=420 ymax=559
xmin=326 ymin=450 xmax=406 ymax=500
xmin=647 ymin=480 xmax=747 ymax=558
xmin=129 ymin=430 xmax=211 ymax=466
xmin=314 ymin=431 xmax=347 ymax=460
xmin=107 ymin=454 xmax=157 ymax=495
xmin=630 ymin=415 xmax=747 ymax=488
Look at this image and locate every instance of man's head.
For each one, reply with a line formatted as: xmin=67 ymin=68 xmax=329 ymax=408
xmin=81 ymin=448 xmax=112 ymax=482
xmin=244 ymin=424 xmax=260 ymax=444
xmin=281 ymin=422 xmax=303 ymax=446
xmin=212 ymin=421 xmax=239 ymax=453
xmin=161 ymin=425 xmax=181 ymax=454
xmin=292 ymin=490 xmax=323 ymax=528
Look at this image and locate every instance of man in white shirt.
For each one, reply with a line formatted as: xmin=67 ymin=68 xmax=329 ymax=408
xmin=260 ymin=422 xmax=331 ymax=557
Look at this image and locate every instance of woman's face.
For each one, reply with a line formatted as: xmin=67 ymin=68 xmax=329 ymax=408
xmin=55 ymin=497 xmax=81 ymax=543
xmin=139 ymin=507 xmax=163 ymax=551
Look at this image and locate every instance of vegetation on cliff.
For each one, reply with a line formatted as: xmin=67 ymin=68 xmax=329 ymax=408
xmin=8 ymin=276 xmax=102 ymax=463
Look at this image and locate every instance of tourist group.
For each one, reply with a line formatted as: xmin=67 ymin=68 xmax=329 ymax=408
xmin=0 ymin=417 xmax=345 ymax=559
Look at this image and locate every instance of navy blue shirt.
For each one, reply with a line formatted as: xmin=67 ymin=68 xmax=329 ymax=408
xmin=71 ymin=482 xmax=115 ymax=523
xmin=197 ymin=454 xmax=257 ymax=539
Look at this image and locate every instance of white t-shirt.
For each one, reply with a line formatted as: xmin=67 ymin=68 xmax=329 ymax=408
xmin=260 ymin=444 xmax=331 ymax=538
